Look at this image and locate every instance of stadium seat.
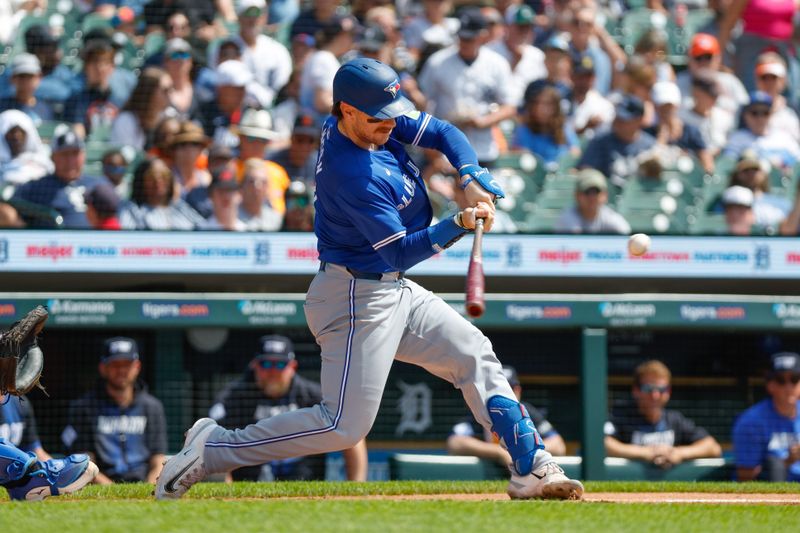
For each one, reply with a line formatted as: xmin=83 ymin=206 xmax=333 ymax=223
xmin=37 ymin=121 xmax=66 ymax=143
xmin=522 ymin=208 xmax=562 ymax=233
xmin=618 ymin=9 xmax=670 ymax=54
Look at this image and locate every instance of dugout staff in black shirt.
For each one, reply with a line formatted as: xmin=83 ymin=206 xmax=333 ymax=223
xmin=62 ymin=337 xmax=167 ymax=484
xmin=209 ymin=335 xmax=368 ymax=481
xmin=604 ymin=360 xmax=722 ymax=469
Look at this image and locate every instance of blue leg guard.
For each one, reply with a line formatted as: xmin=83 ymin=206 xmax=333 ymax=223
xmin=0 ymin=438 xmax=37 ymax=485
xmin=487 ymin=395 xmax=544 ymax=476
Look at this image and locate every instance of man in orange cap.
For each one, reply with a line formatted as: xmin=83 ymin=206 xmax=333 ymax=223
xmin=676 ymin=33 xmax=747 ymax=122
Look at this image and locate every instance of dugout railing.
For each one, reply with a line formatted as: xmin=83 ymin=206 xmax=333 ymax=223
xmin=0 ymin=292 xmax=796 ymax=481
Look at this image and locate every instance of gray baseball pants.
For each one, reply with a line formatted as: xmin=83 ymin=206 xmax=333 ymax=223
xmin=203 ymin=262 xmax=553 ymax=474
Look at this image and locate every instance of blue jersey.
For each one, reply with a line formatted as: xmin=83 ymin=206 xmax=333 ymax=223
xmin=0 ymin=395 xmax=41 ymax=452
xmin=314 ymin=111 xmax=477 ymax=272
xmin=733 ymin=399 xmax=800 ymax=482
xmin=62 ymin=384 xmax=167 ymax=482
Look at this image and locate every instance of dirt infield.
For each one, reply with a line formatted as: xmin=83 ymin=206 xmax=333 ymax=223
xmin=315 ymin=493 xmax=800 ymax=505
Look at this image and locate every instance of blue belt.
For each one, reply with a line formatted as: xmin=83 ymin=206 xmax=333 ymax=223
xmin=319 ymin=261 xmax=403 ymax=281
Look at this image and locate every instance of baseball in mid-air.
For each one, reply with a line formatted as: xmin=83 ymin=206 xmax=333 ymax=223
xmin=628 ymin=233 xmax=651 ymax=256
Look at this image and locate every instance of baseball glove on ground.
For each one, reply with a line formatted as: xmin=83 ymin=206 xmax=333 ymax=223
xmin=0 ymin=306 xmax=48 ymax=396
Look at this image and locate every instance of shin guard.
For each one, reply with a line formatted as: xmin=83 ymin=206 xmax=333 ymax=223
xmin=486 ymin=395 xmax=544 ymax=476
xmin=0 ymin=438 xmax=36 ymax=485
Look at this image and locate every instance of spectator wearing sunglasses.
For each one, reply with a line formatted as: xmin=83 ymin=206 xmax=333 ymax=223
xmin=675 ymin=34 xmax=748 ymax=124
xmin=733 ymin=352 xmax=800 ymax=482
xmin=605 ymin=360 xmax=722 ymax=469
xmin=161 ymin=39 xmax=198 ymax=120
xmin=208 ymin=335 xmax=367 ymax=482
xmin=753 ymin=53 xmax=800 ymax=145
xmin=723 ymin=91 xmax=800 ymax=170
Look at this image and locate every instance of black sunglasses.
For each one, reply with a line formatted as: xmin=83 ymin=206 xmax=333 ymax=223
xmin=773 ymin=374 xmax=800 ymax=385
xmin=693 ymin=54 xmax=714 ymax=62
xmin=639 ymin=383 xmax=670 ymax=394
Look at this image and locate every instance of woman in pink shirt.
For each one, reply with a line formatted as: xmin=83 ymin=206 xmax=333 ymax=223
xmin=720 ymin=0 xmax=799 ymax=93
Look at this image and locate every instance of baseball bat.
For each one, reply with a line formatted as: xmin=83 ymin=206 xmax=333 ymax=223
xmin=465 ymin=218 xmax=485 ymax=318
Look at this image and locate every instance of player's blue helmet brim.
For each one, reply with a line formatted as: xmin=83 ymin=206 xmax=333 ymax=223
xmin=333 ymin=58 xmax=415 ymax=119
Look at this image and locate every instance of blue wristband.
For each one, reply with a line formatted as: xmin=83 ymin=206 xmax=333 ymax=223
xmin=428 ymin=217 xmax=467 ymax=253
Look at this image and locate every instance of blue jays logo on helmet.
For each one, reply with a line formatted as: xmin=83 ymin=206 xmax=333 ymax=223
xmin=333 ymin=58 xmax=414 ymax=119
xmin=384 ymin=79 xmax=400 ymax=98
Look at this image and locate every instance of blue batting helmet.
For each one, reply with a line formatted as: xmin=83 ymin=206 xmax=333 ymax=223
xmin=333 ymin=58 xmax=414 ymax=119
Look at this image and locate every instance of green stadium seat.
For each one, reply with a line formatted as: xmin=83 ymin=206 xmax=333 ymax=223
xmin=683 ymin=9 xmax=714 ymax=39
xmin=522 ymin=208 xmax=563 ymax=233
xmin=535 ymin=188 xmax=575 ymax=210
xmin=493 ymin=168 xmax=539 ymax=224
xmin=143 ymin=33 xmax=166 ymax=59
xmin=618 ymin=9 xmax=670 ymax=54
xmin=81 ymin=13 xmax=113 ymax=35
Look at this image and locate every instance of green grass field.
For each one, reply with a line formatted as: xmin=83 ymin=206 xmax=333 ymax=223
xmin=4 ymin=481 xmax=799 ymax=533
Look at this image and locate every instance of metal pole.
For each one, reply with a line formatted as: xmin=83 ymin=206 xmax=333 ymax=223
xmin=581 ymin=328 xmax=607 ymax=480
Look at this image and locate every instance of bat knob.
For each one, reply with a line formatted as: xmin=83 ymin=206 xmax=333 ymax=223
xmin=466 ymin=302 xmax=485 ymax=318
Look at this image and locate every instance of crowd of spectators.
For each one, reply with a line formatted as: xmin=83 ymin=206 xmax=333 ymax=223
xmin=0 ymin=0 xmax=798 ymax=236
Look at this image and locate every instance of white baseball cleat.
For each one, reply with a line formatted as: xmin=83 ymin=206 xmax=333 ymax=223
xmin=155 ymin=418 xmax=218 ymax=500
xmin=507 ymin=462 xmax=584 ymax=500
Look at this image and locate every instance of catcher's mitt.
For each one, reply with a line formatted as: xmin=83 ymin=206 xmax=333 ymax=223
xmin=0 ymin=306 xmax=48 ymax=396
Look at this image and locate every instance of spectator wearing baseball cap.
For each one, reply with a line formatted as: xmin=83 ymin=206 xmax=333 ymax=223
xmin=721 ymin=185 xmax=757 ymax=235
xmin=160 ymin=38 xmax=196 ymax=119
xmin=567 ymin=6 xmax=612 ymax=96
xmin=645 ymin=81 xmax=714 ymax=173
xmin=723 ymin=149 xmax=790 ymax=228
xmin=203 ymin=163 xmax=246 ymax=231
xmin=63 ymin=336 xmax=167 ymax=484
xmin=299 ymin=14 xmax=359 ymax=125
xmin=0 ymin=53 xmax=54 ymax=123
xmin=268 ymin=113 xmax=320 ymax=188
xmin=569 ymin=53 xmax=615 ymax=137
xmin=207 ymin=335 xmax=368 ymax=481
xmin=355 ymin=24 xmax=391 ymax=64
xmin=198 ymin=60 xmax=253 ymax=148
xmin=401 ymin=0 xmax=460 ymax=59
xmin=555 ymin=169 xmax=631 ymax=235
xmin=723 ymin=91 xmax=800 ymax=169
xmin=12 ymin=126 xmax=102 ymax=228
xmin=733 ymin=352 xmax=800 ymax=482
xmin=679 ymin=71 xmax=733 ymax=154
xmin=542 ymin=35 xmax=572 ymax=89
xmin=418 ymin=7 xmax=517 ymax=165
xmin=84 ymin=182 xmax=121 ymax=230
xmin=448 ymin=364 xmax=566 ymax=469
xmin=578 ymin=95 xmax=656 ymax=183
xmin=209 ymin=0 xmax=292 ymax=109
xmin=676 ymin=33 xmax=748 ymax=121
xmin=753 ymin=52 xmax=800 ymax=145
xmin=487 ymin=4 xmax=547 ymax=108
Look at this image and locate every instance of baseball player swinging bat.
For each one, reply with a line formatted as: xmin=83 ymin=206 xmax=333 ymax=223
xmin=465 ymin=218 xmax=485 ymax=318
